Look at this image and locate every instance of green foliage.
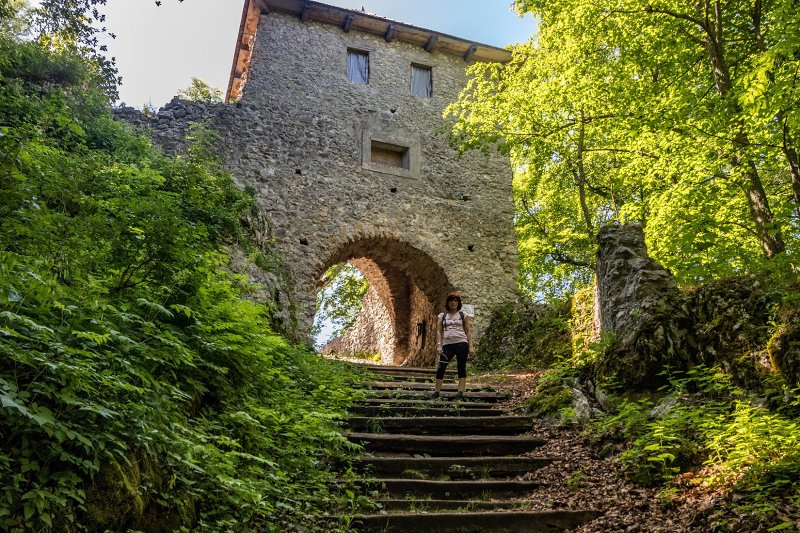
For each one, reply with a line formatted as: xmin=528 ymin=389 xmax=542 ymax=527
xmin=476 ymin=300 xmax=572 ymax=370
xmin=177 ymin=77 xmax=224 ymax=105
xmin=588 ymin=367 xmax=800 ymax=525
xmin=523 ymin=381 xmax=573 ymax=417
xmin=448 ymin=0 xmax=800 ymax=298
xmin=0 ymin=34 xmax=365 ymax=531
xmin=313 ymin=263 xmax=369 ymax=345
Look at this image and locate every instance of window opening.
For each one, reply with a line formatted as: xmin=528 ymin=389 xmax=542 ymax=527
xmin=411 ymin=64 xmax=432 ymax=97
xmin=371 ymin=140 xmax=409 ymax=169
xmin=347 ymin=49 xmax=369 ymax=84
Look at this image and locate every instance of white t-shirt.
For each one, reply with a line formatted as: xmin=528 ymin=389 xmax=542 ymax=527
xmin=439 ymin=312 xmax=469 ymax=345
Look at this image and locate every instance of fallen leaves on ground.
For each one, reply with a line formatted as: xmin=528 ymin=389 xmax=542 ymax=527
xmin=487 ymin=370 xmax=800 ymax=533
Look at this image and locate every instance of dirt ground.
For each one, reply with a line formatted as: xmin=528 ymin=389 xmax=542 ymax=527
xmin=480 ymin=370 xmax=800 ymax=533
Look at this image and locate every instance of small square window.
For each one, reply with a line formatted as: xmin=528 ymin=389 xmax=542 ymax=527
xmin=411 ymin=64 xmax=432 ymax=98
xmin=361 ymin=129 xmax=421 ymax=180
xmin=371 ymin=140 xmax=409 ymax=170
xmin=347 ymin=49 xmax=369 ymax=84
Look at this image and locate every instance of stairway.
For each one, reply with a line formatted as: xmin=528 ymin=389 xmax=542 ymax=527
xmin=342 ymin=364 xmax=600 ymax=532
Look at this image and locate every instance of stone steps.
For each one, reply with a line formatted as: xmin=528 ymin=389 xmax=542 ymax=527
xmin=343 ymin=363 xmax=600 ymax=531
xmin=356 ymin=364 xmax=444 ymax=375
xmin=349 ymin=510 xmax=602 ymax=532
xmin=347 ymin=432 xmax=547 ymax=456
xmin=364 ymin=380 xmax=492 ymax=391
xmin=356 ymin=455 xmax=554 ymax=477
xmin=348 ymin=404 xmax=500 ymax=417
xmin=345 ymin=415 xmax=535 ymax=435
xmin=364 ymin=389 xmax=508 ymax=402
xmin=357 ymin=397 xmax=497 ymax=409
xmin=358 ymin=478 xmax=548 ymax=498
xmin=374 ymin=498 xmax=529 ymax=511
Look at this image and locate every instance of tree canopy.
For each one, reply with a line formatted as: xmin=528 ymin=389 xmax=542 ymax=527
xmin=447 ymin=0 xmax=800 ymax=298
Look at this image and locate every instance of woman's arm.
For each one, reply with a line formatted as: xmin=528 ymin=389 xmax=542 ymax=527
xmin=465 ymin=316 xmax=474 ymax=354
xmin=436 ymin=314 xmax=443 ymax=354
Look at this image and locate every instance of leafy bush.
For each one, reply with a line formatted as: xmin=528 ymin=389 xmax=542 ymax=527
xmin=588 ymin=367 xmax=800 ymax=522
xmin=475 ymin=299 xmax=572 ymax=370
xmin=0 ymin=34 xmax=365 ymax=531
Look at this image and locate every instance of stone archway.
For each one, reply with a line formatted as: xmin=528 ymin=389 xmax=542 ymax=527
xmin=317 ymin=237 xmax=449 ymax=366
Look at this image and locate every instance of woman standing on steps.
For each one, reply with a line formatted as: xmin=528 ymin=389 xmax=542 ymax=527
xmin=430 ymin=291 xmax=474 ymax=401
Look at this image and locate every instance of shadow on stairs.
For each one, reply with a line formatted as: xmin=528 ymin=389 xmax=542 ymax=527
xmin=334 ymin=364 xmax=601 ymax=532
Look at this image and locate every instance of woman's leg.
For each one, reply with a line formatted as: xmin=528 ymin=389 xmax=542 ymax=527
xmin=455 ymin=343 xmax=469 ymax=394
xmin=433 ymin=348 xmax=454 ymax=397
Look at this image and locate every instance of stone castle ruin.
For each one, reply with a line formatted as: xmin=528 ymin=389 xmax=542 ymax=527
xmin=118 ymin=0 xmax=520 ymax=366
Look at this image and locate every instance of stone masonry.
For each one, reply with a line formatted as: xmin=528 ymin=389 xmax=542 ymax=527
xmin=117 ymin=1 xmax=519 ymax=366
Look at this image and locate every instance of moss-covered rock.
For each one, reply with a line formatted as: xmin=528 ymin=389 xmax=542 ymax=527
xmin=475 ymin=299 xmax=571 ymax=370
xmin=524 ymin=383 xmax=574 ymax=417
xmin=83 ymin=458 xmax=145 ymax=530
xmin=684 ymin=275 xmax=792 ymax=389
xmin=81 ymin=455 xmax=196 ymax=532
xmin=766 ymin=309 xmax=800 ymax=386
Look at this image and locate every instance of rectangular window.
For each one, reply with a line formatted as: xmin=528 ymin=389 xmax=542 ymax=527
xmin=411 ymin=64 xmax=432 ymax=97
xmin=371 ymin=140 xmax=409 ymax=170
xmin=347 ymin=49 xmax=369 ymax=84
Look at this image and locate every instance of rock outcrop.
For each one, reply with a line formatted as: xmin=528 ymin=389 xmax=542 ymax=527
xmin=594 ymin=223 xmax=695 ymax=389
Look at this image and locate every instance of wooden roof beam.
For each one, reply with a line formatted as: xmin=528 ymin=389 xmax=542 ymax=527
xmin=385 ymin=24 xmax=397 ymax=42
xmin=343 ymin=13 xmax=355 ymax=32
xmin=424 ymin=34 xmax=438 ymax=53
xmin=463 ymin=44 xmax=477 ymax=62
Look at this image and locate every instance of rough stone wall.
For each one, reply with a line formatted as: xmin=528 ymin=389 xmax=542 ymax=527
xmin=215 ymin=12 xmax=518 ymax=363
xmin=115 ymin=11 xmax=519 ymax=364
xmin=114 ymin=98 xmax=223 ymax=155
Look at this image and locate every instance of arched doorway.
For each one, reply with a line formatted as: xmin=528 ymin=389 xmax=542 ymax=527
xmin=315 ymin=237 xmax=450 ymax=366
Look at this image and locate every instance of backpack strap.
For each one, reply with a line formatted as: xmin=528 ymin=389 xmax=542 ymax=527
xmin=442 ymin=311 xmax=466 ymax=330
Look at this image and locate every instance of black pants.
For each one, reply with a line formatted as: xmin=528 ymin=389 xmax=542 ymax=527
xmin=436 ymin=342 xmax=469 ymax=379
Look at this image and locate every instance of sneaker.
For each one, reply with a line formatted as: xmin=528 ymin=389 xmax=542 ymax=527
xmin=428 ymin=391 xmax=440 ymax=400
xmin=452 ymin=392 xmax=465 ymax=402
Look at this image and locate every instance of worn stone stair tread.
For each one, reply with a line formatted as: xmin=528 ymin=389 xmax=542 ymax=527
xmin=357 ymin=397 xmax=499 ymax=409
xmin=361 ymin=478 xmax=548 ymax=497
xmin=346 ymin=415 xmax=535 ymax=435
xmin=365 ymin=389 xmax=508 ymax=402
xmin=346 ymin=432 xmax=547 ymax=455
xmin=357 ymin=455 xmax=554 ymax=476
xmin=348 ymin=405 xmax=502 ymax=417
xmin=362 ymin=381 xmax=492 ymax=392
xmin=374 ymin=498 xmax=530 ymax=511
xmin=365 ymin=372 xmax=451 ymax=382
xmin=356 ymin=364 xmax=444 ymax=374
xmin=349 ymin=509 xmax=602 ymax=532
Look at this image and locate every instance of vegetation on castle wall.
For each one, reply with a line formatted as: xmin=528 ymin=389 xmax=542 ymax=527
xmin=474 ymin=299 xmax=571 ymax=371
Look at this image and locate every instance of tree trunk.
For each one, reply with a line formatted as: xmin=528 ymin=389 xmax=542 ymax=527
xmin=783 ymin=121 xmax=800 ymax=213
xmin=576 ymin=110 xmax=594 ymax=237
xmin=741 ymin=159 xmax=786 ymax=258
xmin=698 ymin=7 xmax=785 ymax=258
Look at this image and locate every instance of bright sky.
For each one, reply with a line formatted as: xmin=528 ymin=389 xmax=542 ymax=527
xmin=99 ymin=0 xmax=537 ymax=108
